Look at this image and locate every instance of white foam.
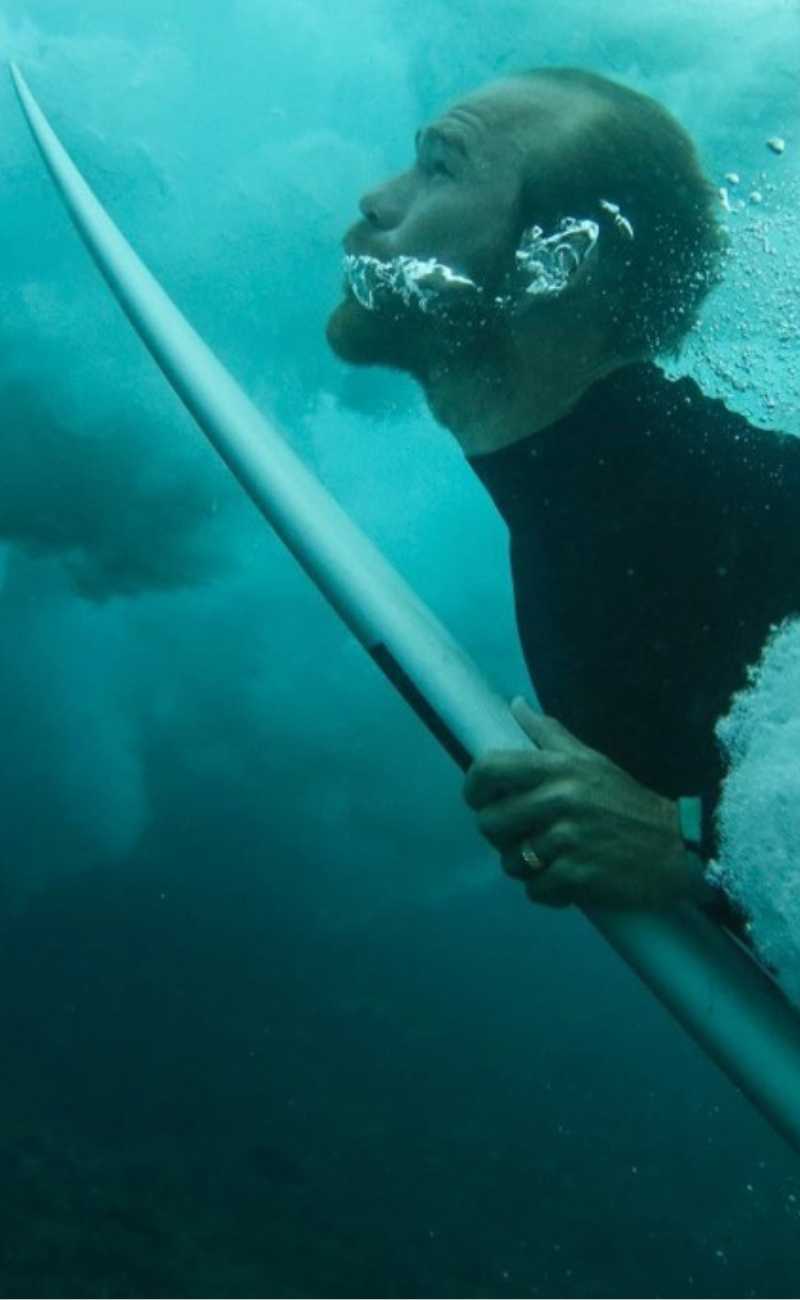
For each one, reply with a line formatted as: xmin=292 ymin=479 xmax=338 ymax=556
xmin=711 ymin=616 xmax=800 ymax=1004
xmin=344 ymin=217 xmax=602 ymax=317
xmin=515 ymin=218 xmax=601 ymax=298
xmin=343 ymin=253 xmax=479 ymax=314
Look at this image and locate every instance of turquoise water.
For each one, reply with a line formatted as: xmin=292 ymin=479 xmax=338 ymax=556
xmin=0 ymin=0 xmax=799 ymax=1295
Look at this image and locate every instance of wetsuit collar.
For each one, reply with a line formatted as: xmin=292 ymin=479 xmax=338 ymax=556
xmin=467 ymin=361 xmax=666 ymax=527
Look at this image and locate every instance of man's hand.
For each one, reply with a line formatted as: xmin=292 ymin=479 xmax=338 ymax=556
xmin=464 ymin=697 xmax=703 ymax=910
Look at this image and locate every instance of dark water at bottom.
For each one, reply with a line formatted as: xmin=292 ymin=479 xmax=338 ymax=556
xmin=1 ymin=824 xmax=798 ymax=1299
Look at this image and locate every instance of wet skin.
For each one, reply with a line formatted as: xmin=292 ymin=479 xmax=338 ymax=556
xmin=326 ymin=78 xmax=597 ymax=373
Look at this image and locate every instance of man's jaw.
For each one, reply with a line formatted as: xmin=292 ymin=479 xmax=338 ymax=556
xmin=325 ymin=289 xmax=426 ymax=372
xmin=327 ymin=250 xmax=511 ymax=383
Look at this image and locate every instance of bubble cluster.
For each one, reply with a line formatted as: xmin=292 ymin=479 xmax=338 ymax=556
xmin=711 ymin=617 xmax=800 ymax=1005
xmin=669 ymin=169 xmax=799 ymax=435
xmin=343 ymin=253 xmax=480 ymax=314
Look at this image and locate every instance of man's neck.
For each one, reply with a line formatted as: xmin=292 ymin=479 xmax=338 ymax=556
xmin=421 ymin=334 xmax=630 ymax=456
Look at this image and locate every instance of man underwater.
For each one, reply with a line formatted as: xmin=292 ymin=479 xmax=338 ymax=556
xmin=327 ymin=68 xmax=800 ymax=915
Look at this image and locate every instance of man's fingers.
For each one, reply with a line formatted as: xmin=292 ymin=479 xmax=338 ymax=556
xmin=501 ymin=836 xmax=555 ymax=880
xmin=525 ymin=880 xmax=574 ymax=909
xmin=510 ymin=698 xmax=589 ymax=756
xmin=523 ymin=860 xmax=583 ymax=909
xmin=500 ymin=838 xmax=579 ymax=905
xmin=463 ymin=748 xmax=565 ymax=810
xmin=477 ymin=786 xmax=574 ymax=847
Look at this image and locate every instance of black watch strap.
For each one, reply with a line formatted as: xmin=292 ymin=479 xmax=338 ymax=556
xmin=678 ymin=795 xmax=704 ymax=855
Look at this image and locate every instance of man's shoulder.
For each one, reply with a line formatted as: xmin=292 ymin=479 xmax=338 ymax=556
xmin=602 ymin=362 xmax=800 ymax=480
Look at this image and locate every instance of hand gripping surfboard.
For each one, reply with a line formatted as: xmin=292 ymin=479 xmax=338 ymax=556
xmin=12 ymin=62 xmax=800 ymax=1152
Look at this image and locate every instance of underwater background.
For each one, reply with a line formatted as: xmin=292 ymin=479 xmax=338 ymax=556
xmin=0 ymin=0 xmax=799 ymax=1295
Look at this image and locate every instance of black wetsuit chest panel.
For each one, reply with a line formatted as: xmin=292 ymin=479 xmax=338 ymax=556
xmin=470 ymin=363 xmax=800 ymax=800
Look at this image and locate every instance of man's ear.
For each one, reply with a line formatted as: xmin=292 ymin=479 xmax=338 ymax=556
xmin=509 ymin=217 xmax=600 ymax=312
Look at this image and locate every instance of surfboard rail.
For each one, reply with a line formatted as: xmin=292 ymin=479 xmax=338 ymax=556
xmin=11 ymin=61 xmax=800 ymax=1152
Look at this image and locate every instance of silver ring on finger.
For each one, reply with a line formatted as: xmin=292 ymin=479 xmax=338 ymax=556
xmin=520 ymin=840 xmax=547 ymax=873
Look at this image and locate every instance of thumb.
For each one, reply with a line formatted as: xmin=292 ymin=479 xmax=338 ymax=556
xmin=510 ymin=697 xmax=588 ymax=754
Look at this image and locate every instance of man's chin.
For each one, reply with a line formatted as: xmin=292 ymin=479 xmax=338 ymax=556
xmin=325 ymin=295 xmax=420 ymax=371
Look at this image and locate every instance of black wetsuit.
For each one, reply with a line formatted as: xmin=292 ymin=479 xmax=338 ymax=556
xmin=469 ymin=361 xmax=800 ymax=861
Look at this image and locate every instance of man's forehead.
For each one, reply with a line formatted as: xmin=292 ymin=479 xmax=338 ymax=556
xmin=426 ymin=77 xmax=588 ymax=153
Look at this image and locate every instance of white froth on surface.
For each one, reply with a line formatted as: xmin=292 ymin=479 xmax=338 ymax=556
xmin=711 ymin=617 xmax=800 ymax=1005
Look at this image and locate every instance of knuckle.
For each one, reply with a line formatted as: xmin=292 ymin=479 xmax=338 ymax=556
xmin=552 ymin=757 xmax=579 ymax=788
xmin=562 ymin=776 xmax=583 ymax=803
xmin=552 ymin=820 xmax=578 ymax=852
xmin=540 ymin=714 xmax=566 ymax=735
xmin=550 ymin=780 xmax=579 ymax=817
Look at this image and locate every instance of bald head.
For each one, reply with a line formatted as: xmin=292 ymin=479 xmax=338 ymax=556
xmin=326 ymin=67 xmax=726 ymax=449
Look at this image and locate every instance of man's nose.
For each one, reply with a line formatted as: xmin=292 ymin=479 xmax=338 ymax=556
xmin=358 ymin=182 xmax=403 ymax=231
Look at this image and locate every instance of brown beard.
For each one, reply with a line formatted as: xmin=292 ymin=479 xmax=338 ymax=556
xmin=325 ymin=290 xmax=505 ymax=382
xmin=325 ymin=294 xmax=425 ymax=373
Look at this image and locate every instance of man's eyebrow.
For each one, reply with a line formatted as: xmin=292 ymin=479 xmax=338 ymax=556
xmin=415 ymin=126 xmax=468 ymax=158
